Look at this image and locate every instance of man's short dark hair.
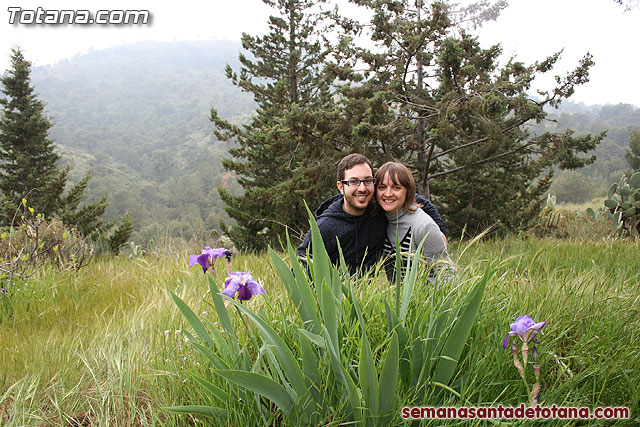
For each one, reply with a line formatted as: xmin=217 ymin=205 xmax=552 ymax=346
xmin=336 ymin=153 xmax=374 ymax=181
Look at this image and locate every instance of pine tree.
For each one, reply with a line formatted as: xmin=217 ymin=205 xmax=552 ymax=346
xmin=58 ymin=173 xmax=110 ymax=239
xmin=108 ymin=212 xmax=134 ymax=254
xmin=0 ymin=48 xmax=128 ymax=243
xmin=212 ymin=0 xmax=347 ymax=251
xmin=335 ymin=0 xmax=603 ymax=235
xmin=0 ymin=48 xmax=67 ymax=223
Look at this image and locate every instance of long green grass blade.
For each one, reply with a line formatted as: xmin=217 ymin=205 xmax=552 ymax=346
xmin=299 ymin=329 xmax=326 ymax=349
xmin=384 ymin=300 xmax=410 ymax=386
xmin=384 ymin=301 xmax=395 ymax=336
xmin=169 ymin=289 xmax=213 ymax=348
xmin=318 ymin=280 xmax=339 ymax=352
xmin=215 ymin=370 xmax=294 ymax=413
xmin=330 ymin=268 xmax=343 ymax=315
xmin=208 ymin=275 xmax=234 ymax=337
xmin=349 ymin=282 xmax=366 ymax=332
xmin=203 ymin=317 xmax=235 ymax=358
xmin=323 ymin=325 xmax=363 ymax=425
xmin=286 ymin=238 xmax=321 ymax=334
xmin=261 ymin=344 xmax=298 ymax=404
xmin=270 ymin=334 xmax=318 ymax=423
xmin=423 ymin=300 xmax=451 ymax=371
xmin=432 ymin=264 xmax=494 ymax=386
xmin=188 ymin=340 xmax=230 ymax=370
xmin=269 ymin=247 xmax=301 ymax=308
xmin=416 ymin=303 xmax=450 ymax=387
xmin=299 ymin=331 xmax=321 ymax=405
xmin=226 ymin=298 xmax=308 ymax=401
xmin=384 ymin=301 xmax=407 ymax=348
xmin=410 ymin=334 xmax=424 ymax=388
xmin=399 ymin=236 xmax=427 ymax=324
xmin=307 ymin=204 xmax=333 ymax=288
xmin=163 ymin=405 xmax=226 ymax=418
xmin=379 ymin=331 xmax=399 ymax=426
xmin=358 ymin=333 xmax=379 ymax=424
xmin=190 ymin=372 xmax=229 ymax=402
xmin=336 ymin=238 xmax=350 ymax=279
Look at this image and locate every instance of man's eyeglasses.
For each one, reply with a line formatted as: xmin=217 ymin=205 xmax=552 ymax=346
xmin=340 ymin=178 xmax=377 ymax=187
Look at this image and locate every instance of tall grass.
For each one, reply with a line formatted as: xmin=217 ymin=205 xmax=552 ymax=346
xmin=0 ymin=236 xmax=638 ymax=425
xmin=454 ymin=238 xmax=640 ymax=413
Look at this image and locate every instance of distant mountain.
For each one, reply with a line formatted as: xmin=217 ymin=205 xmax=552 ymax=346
xmin=30 ymin=40 xmax=256 ymax=243
xmin=543 ymin=102 xmax=640 ymax=203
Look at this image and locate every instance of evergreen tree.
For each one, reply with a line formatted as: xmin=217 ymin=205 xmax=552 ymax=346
xmin=626 ymin=130 xmax=640 ymax=171
xmin=212 ymin=0 xmax=347 ymax=251
xmin=58 ymin=173 xmax=111 ymax=239
xmin=336 ymin=0 xmax=603 ymax=235
xmin=108 ymin=212 xmax=135 ymax=254
xmin=0 ymin=48 xmax=67 ymax=223
xmin=0 ymin=48 xmax=129 ymax=243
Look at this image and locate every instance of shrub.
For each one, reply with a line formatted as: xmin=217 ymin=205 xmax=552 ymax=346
xmin=530 ymin=195 xmax=619 ymax=240
xmin=0 ymin=199 xmax=92 ymax=291
xmin=600 ymin=172 xmax=640 ymax=238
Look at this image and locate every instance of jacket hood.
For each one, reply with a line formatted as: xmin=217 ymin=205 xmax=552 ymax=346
xmin=315 ymin=193 xmax=344 ymax=217
xmin=316 ymin=193 xmax=377 ymax=221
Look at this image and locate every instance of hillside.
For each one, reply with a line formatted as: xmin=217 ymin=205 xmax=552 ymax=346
xmin=20 ymin=40 xmax=640 ymax=243
xmin=30 ymin=40 xmax=255 ymax=243
xmin=544 ymin=103 xmax=640 ymax=203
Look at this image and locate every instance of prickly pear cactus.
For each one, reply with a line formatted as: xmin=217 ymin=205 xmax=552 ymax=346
xmin=601 ymin=172 xmax=640 ymax=237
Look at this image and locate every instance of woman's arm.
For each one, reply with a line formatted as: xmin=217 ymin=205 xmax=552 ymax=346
xmin=415 ymin=194 xmax=448 ymax=238
xmin=413 ymin=218 xmax=447 ymax=261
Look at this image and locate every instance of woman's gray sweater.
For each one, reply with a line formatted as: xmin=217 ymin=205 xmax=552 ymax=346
xmin=382 ymin=208 xmax=450 ymax=280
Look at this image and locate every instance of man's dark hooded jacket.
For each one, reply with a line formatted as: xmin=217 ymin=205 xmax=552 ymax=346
xmin=296 ymin=194 xmax=447 ymax=275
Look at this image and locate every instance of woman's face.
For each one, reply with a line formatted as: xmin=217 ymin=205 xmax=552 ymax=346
xmin=376 ymin=172 xmax=407 ymax=215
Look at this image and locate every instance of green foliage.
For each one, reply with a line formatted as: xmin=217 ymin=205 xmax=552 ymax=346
xmin=213 ymin=0 xmax=347 ymax=251
xmin=0 ymin=199 xmax=92 ymax=288
xmin=0 ymin=49 xmax=120 ymax=242
xmin=24 ymin=39 xmax=635 ymax=244
xmin=331 ymin=1 xmax=603 ymax=236
xmin=58 ymin=173 xmax=110 ymax=240
xmin=627 ymin=130 xmax=640 ymax=171
xmin=168 ymin=210 xmax=488 ymax=425
xmin=0 ymin=48 xmax=67 ymax=223
xmin=549 ymin=170 xmax=600 ymax=204
xmin=531 ymin=194 xmax=621 ymax=239
xmin=601 ymin=172 xmax=640 ymax=237
xmin=108 ymin=212 xmax=134 ymax=254
xmin=544 ymin=103 xmax=640 ymax=203
xmin=29 ymin=41 xmax=255 ymax=245
xmin=1 ymin=237 xmax=639 ymax=424
xmin=213 ymin=0 xmax=606 ymax=243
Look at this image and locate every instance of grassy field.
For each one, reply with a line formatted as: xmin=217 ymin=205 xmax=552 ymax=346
xmin=1 ymin=236 xmax=638 ymax=426
xmin=554 ymin=198 xmax=607 ymax=213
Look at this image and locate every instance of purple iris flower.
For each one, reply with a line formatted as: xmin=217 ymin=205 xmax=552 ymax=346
xmin=221 ymin=272 xmax=266 ymax=301
xmin=189 ymin=247 xmax=233 ymax=274
xmin=502 ymin=315 xmax=546 ymax=349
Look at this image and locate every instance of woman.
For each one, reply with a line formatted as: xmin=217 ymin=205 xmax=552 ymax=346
xmin=375 ymin=161 xmax=450 ymax=281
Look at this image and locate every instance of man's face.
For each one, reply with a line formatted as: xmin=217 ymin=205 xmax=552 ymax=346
xmin=337 ymin=163 xmax=375 ymax=216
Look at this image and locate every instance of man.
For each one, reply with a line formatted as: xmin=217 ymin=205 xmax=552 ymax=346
xmin=297 ymin=153 xmax=447 ymax=274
